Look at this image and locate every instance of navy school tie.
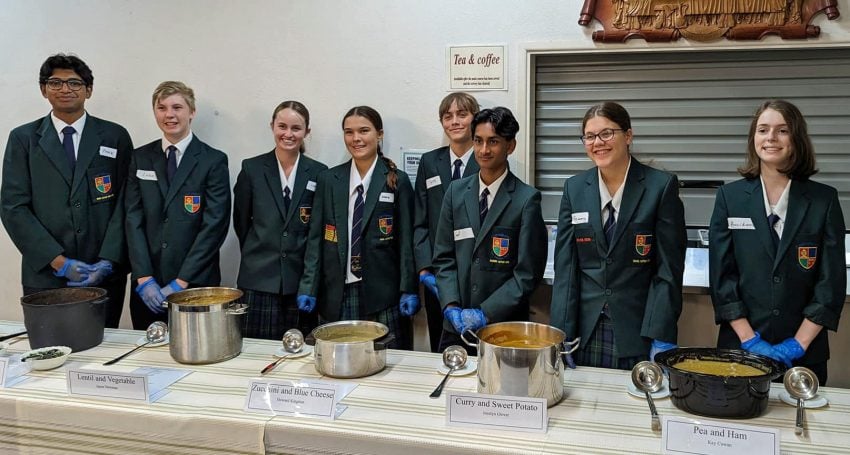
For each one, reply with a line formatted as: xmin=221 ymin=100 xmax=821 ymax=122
xmin=479 ymin=188 xmax=490 ymax=224
xmin=283 ymin=186 xmax=292 ymax=213
xmin=166 ymin=146 xmax=178 ymax=184
xmin=62 ymin=126 xmax=76 ymax=171
xmin=603 ymin=202 xmax=616 ymax=245
xmin=350 ymin=184 xmax=365 ymax=278
xmin=767 ymin=213 xmax=781 ymax=250
xmin=452 ymin=159 xmax=462 ymax=180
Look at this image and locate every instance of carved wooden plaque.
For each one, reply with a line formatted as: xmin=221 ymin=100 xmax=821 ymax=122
xmin=579 ymin=0 xmax=840 ymax=42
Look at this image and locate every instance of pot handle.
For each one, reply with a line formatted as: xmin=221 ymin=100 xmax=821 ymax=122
xmin=560 ymin=337 xmax=581 ymax=355
xmin=373 ymin=333 xmax=396 ymax=350
xmin=225 ymin=303 xmax=248 ymax=315
xmin=459 ymin=328 xmax=479 ymax=347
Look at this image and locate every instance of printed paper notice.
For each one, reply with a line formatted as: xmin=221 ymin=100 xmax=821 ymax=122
xmin=448 ymin=45 xmax=506 ymax=91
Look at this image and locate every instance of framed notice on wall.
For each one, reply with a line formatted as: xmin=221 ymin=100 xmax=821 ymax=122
xmin=447 ymin=45 xmax=507 ymax=91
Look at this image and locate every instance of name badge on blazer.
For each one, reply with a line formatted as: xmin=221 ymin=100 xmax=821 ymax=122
xmin=727 ymin=217 xmax=755 ymax=230
xmin=136 ymin=170 xmax=157 ymax=181
xmin=98 ymin=146 xmax=117 ymax=159
xmin=571 ymin=212 xmax=589 ymax=224
xmin=454 ymin=227 xmax=474 ymax=241
xmin=306 ymin=180 xmax=317 ymax=192
xmin=426 ymin=176 xmax=442 ymax=189
xmin=379 ymin=192 xmax=395 ymax=203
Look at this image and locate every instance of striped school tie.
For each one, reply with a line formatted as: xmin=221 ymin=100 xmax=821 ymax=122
xmin=479 ymin=188 xmax=490 ymax=224
xmin=603 ymin=202 xmax=616 ymax=245
xmin=350 ymin=184 xmax=365 ymax=278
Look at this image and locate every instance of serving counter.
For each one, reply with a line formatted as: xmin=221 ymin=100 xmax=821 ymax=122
xmin=1 ymin=321 xmax=849 ymax=455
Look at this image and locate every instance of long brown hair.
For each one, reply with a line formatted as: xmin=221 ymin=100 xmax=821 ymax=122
xmin=739 ymin=99 xmax=817 ymax=180
xmin=271 ymin=100 xmax=310 ymax=153
xmin=342 ymin=105 xmax=398 ymax=190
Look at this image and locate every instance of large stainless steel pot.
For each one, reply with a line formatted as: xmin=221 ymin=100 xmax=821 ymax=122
xmin=309 ymin=320 xmax=394 ymax=378
xmin=165 ymin=287 xmax=246 ymax=364
xmin=462 ymin=321 xmax=579 ymax=407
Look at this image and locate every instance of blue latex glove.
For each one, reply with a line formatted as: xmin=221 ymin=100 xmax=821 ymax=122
xmin=297 ymin=295 xmax=317 ymax=313
xmin=650 ymin=339 xmax=677 ymax=362
xmin=67 ymin=259 xmax=112 ymax=287
xmin=160 ymin=279 xmax=186 ymax=298
xmin=419 ymin=272 xmax=439 ymax=298
xmin=564 ymin=352 xmax=577 ymax=369
xmin=135 ymin=278 xmax=166 ymax=314
xmin=461 ymin=309 xmax=487 ymax=332
xmin=443 ymin=306 xmax=463 ymax=333
xmin=54 ymin=258 xmax=92 ymax=283
xmin=740 ymin=332 xmax=783 ymax=362
xmin=399 ymin=293 xmax=420 ymax=316
xmin=772 ymin=337 xmax=805 ymax=367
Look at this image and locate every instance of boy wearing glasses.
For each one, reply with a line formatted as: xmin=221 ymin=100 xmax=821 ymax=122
xmin=1 ymin=53 xmax=133 ymax=328
xmin=431 ymin=107 xmax=547 ymax=351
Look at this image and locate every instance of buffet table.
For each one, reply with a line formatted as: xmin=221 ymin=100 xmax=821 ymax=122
xmin=1 ymin=321 xmax=848 ymax=455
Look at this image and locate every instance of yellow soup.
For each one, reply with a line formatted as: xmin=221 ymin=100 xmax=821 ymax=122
xmin=484 ymin=331 xmax=550 ymax=348
xmin=673 ymin=359 xmax=765 ymax=377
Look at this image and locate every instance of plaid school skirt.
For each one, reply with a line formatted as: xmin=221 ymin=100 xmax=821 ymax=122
xmin=320 ymin=282 xmax=412 ymax=350
xmin=240 ymin=289 xmax=318 ymax=341
xmin=575 ymin=312 xmax=644 ymax=370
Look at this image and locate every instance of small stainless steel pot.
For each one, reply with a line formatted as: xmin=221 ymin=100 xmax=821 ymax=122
xmin=165 ymin=287 xmax=246 ymax=364
xmin=462 ymin=321 xmax=579 ymax=407
xmin=309 ymin=320 xmax=394 ymax=378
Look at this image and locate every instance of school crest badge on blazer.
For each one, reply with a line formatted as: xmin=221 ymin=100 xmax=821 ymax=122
xmin=492 ymin=235 xmax=510 ymax=258
xmin=299 ymin=206 xmax=311 ymax=224
xmin=378 ymin=215 xmax=393 ymax=235
xmin=324 ymin=224 xmax=338 ymax=242
xmin=635 ymin=234 xmax=653 ymax=256
xmin=798 ymin=246 xmax=817 ymax=270
xmin=184 ymin=195 xmax=201 ymax=214
xmin=94 ymin=174 xmax=112 ymax=194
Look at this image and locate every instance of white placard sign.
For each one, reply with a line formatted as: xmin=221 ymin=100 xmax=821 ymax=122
xmin=662 ymin=416 xmax=780 ymax=455
xmin=402 ymin=150 xmax=427 ymax=186
xmin=446 ymin=392 xmax=547 ymax=433
xmin=67 ymin=369 xmax=150 ymax=403
xmin=448 ymin=45 xmax=507 ymax=91
xmin=245 ymin=379 xmax=343 ymax=419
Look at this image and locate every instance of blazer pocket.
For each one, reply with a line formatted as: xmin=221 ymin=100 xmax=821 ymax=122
xmin=86 ymin=166 xmax=118 ymax=205
xmin=575 ymin=227 xmax=601 ymax=269
xmin=479 ymin=226 xmax=517 ymax=271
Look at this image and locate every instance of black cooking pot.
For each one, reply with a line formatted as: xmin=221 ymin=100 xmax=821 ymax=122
xmin=21 ymin=287 xmax=108 ymax=352
xmin=654 ymin=348 xmax=785 ymax=419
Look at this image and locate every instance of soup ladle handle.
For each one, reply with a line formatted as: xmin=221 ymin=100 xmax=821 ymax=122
xmin=646 ymin=390 xmax=661 ymax=432
xmin=795 ymin=397 xmax=805 ymax=435
xmin=430 ymin=367 xmax=455 ymax=398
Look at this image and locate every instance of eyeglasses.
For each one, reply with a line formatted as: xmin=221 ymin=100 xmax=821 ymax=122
xmin=580 ymin=128 xmax=624 ymax=144
xmin=45 ymin=78 xmax=86 ymax=91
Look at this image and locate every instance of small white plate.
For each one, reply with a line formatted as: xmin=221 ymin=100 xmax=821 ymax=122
xmin=437 ymin=360 xmax=477 ymax=377
xmin=626 ymin=377 xmax=670 ymax=399
xmin=0 ymin=342 xmax=7 ymax=354
xmin=275 ymin=345 xmax=313 ymax=359
xmin=22 ymin=346 xmax=71 ymax=370
xmin=779 ymin=391 xmax=829 ymax=409
xmin=135 ymin=335 xmax=169 ymax=348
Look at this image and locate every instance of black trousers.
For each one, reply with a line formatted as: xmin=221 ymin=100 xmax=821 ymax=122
xmin=23 ymin=274 xmax=128 ymax=329
xmin=129 ymin=291 xmax=168 ymax=330
xmin=422 ymin=290 xmax=443 ymax=353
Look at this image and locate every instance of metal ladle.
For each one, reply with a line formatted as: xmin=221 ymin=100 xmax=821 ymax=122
xmin=430 ymin=345 xmax=468 ymax=399
xmin=103 ymin=321 xmax=168 ymax=366
xmin=261 ymin=329 xmax=304 ymax=375
xmin=631 ymin=361 xmax=664 ymax=432
xmin=784 ymin=366 xmax=819 ymax=436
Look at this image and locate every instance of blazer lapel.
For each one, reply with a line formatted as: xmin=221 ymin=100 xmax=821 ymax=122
xmin=745 ymin=179 xmax=776 ymax=261
xmin=436 ymin=148 xmax=453 ymax=188
xmin=164 ymin=137 xmax=200 ymax=207
xmin=464 ymin=177 xmax=482 ymax=233
xmin=361 ymin=158 xmax=387 ymax=228
xmin=463 ymin=153 xmax=480 ymax=177
xmin=474 ymin=172 xmax=515 ymax=252
xmin=71 ymin=117 xmax=101 ymax=194
xmin=582 ymin=170 xmax=605 ymax=254
xmin=776 ymin=180 xmax=811 ymax=267
xmin=262 ymin=152 xmax=288 ymax=224
xmin=611 ymin=160 xmax=646 ymax=251
xmin=285 ymin=156 xmax=313 ymax=230
xmin=150 ymin=142 xmax=169 ymax=199
xmin=35 ymin=116 xmax=72 ymax=186
xmin=332 ymin=164 xmax=351 ymax=272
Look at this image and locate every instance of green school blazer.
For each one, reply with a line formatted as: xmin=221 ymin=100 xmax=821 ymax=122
xmin=1 ymin=114 xmax=133 ymax=288
xmin=710 ymin=177 xmax=846 ymax=366
xmin=233 ymin=151 xmax=327 ymax=295
xmin=432 ymin=171 xmax=547 ymax=333
xmin=550 ymin=158 xmax=686 ymax=359
xmin=124 ymin=136 xmax=231 ymax=286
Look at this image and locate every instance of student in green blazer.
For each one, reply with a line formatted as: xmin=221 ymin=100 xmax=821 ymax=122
xmin=413 ymin=92 xmax=480 ymax=352
xmin=125 ymin=81 xmax=231 ymax=329
xmin=233 ymin=101 xmax=327 ymax=340
xmin=550 ymin=102 xmax=686 ymax=370
xmin=1 ymin=54 xmax=132 ymax=328
xmin=298 ymin=106 xmax=419 ymax=349
xmin=432 ymin=107 xmax=548 ymax=351
xmin=710 ymin=100 xmax=845 ymax=385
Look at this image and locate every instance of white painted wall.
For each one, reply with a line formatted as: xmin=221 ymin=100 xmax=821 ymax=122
xmin=2 ymin=0 xmax=849 ymax=327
